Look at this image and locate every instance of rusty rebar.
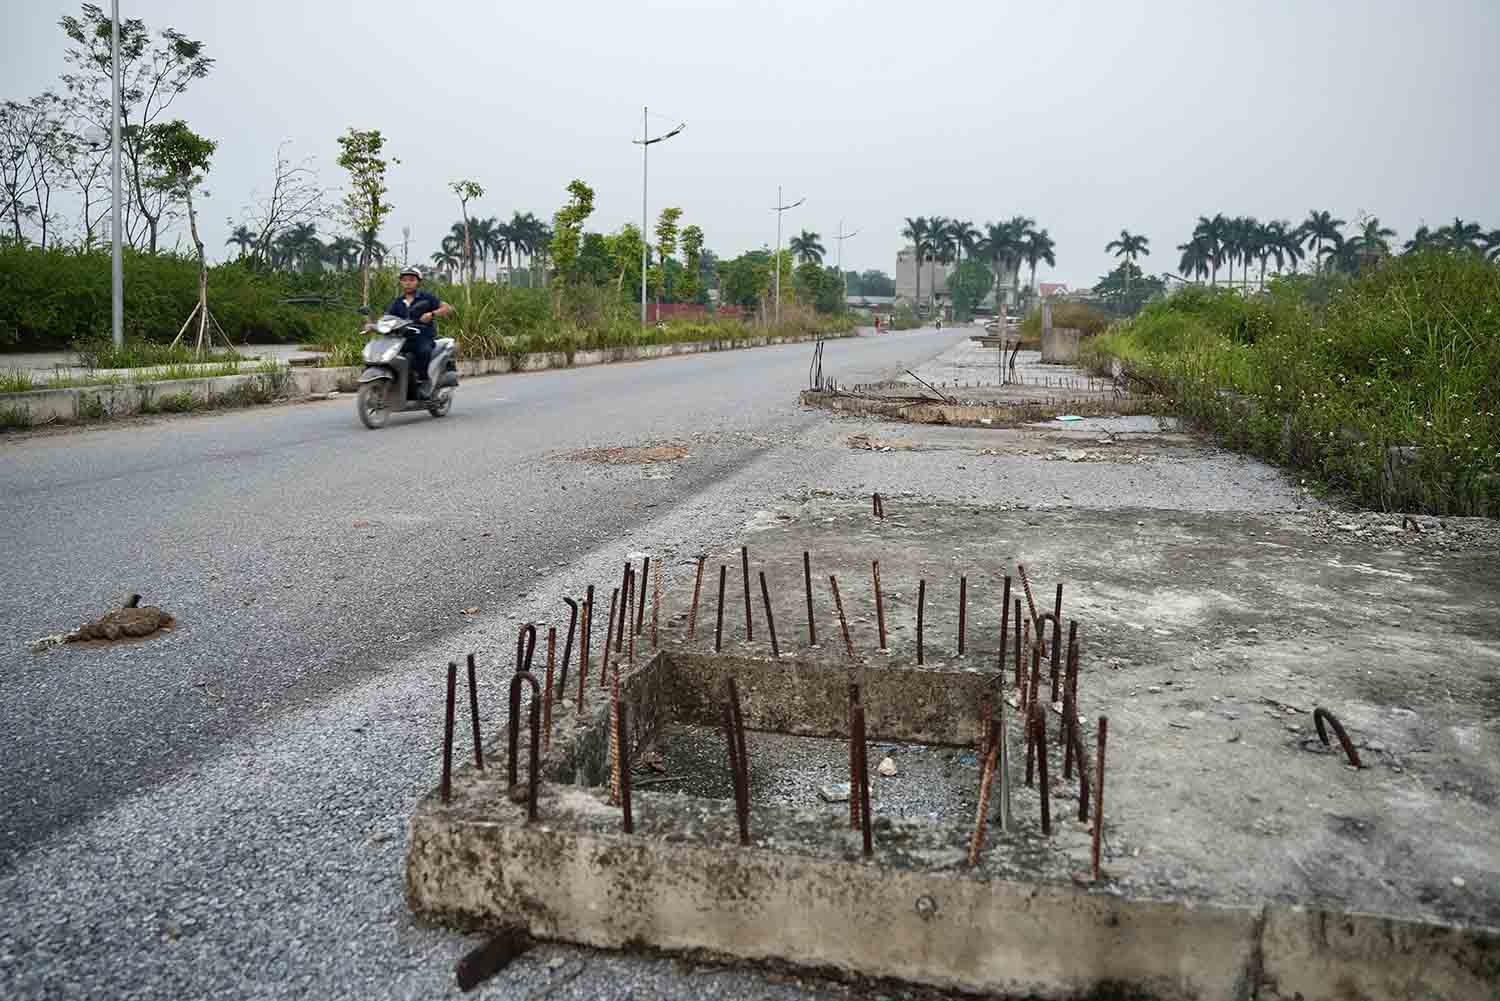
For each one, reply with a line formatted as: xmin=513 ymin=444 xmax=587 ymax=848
xmin=1035 ymin=704 xmax=1051 ymax=837
xmin=600 ymin=588 xmax=618 ymax=686
xmin=515 ymin=623 xmax=536 ymax=674
xmin=852 ymin=703 xmax=873 ymax=857
xmin=616 ymin=562 xmax=629 ymax=652
xmin=715 ymin=564 xmax=727 ymax=652
xmin=1014 ymin=598 xmax=1024 ymax=691
xmin=968 ymin=719 xmax=1002 ymax=865
xmin=689 ymin=554 xmax=706 ymax=639
xmin=441 ymin=661 xmax=456 ymax=803
xmin=917 ymin=579 xmax=926 ymax=665
xmin=652 ymin=557 xmax=662 ymax=649
xmin=1048 ymin=613 xmax=1063 ymax=704
xmin=1073 ymin=720 xmax=1091 ymax=823
xmin=872 ymin=492 xmax=883 ymax=518
xmin=543 ymin=629 xmax=555 ymax=752
xmin=1025 ymin=643 xmax=1042 ymax=784
xmin=1061 ymin=620 xmax=1078 ymax=755
xmin=1314 ymin=708 xmax=1362 ymax=768
xmin=998 ymin=575 xmax=1012 ymax=677
xmin=577 ymin=591 xmax=592 ymax=714
xmin=627 ymin=593 xmax=636 ymax=669
xmin=635 ymin=556 xmax=650 ymax=637
xmin=560 ymin=597 xmax=578 ymax=699
xmin=610 ymin=667 xmax=622 ymax=805
xmin=741 ymin=547 xmax=754 ymax=641
xmin=1092 ymin=716 xmax=1108 ymax=880
xmin=958 ymin=576 xmax=968 ymax=656
xmin=467 ymin=653 xmax=483 ymax=769
xmin=724 ymin=678 xmax=751 ymax=845
xmin=848 ymin=683 xmax=862 ymax=829
xmin=507 ymin=671 xmax=541 ymax=821
xmin=829 ymin=575 xmax=856 ymax=659
xmin=1027 ymin=630 xmax=1043 ymax=713
xmin=759 ymin=571 xmax=780 ymax=658
xmin=618 ymin=700 xmax=633 ymax=834
xmin=998 ymin=696 xmax=1013 ymax=834
xmin=872 ymin=560 xmax=887 ymax=650
xmin=1017 ymin=562 xmax=1041 ymax=636
xmin=803 ymin=551 xmax=817 ymax=646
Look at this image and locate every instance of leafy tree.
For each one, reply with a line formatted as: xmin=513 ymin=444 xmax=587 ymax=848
xmin=857 ymin=269 xmax=895 ymax=296
xmin=604 ymin=223 xmax=645 ymax=297
xmin=788 ymin=229 xmax=824 ymax=265
xmin=549 ymin=178 xmax=595 ymax=315
xmin=1301 ymin=210 xmax=1345 ymax=274
xmin=1093 ymin=261 xmax=1163 ymax=314
xmin=449 ymin=178 xmax=483 ymax=301
xmin=226 ymin=224 xmax=256 ymax=259
xmin=650 ymin=206 xmax=681 ymax=304
xmin=679 ymin=224 xmax=705 ymax=303
xmin=720 ymin=249 xmax=772 ymax=310
xmin=1484 ymin=229 xmax=1500 ymax=262
xmin=948 ymin=260 xmax=994 ymax=321
xmin=430 ymin=243 xmax=460 ymax=282
xmin=59 ymin=5 xmax=212 ymax=252
xmin=336 ymin=128 xmax=396 ymax=308
xmin=1105 ymin=229 xmax=1150 ymax=294
xmin=141 ymin=119 xmax=221 ymax=354
xmin=576 ymin=232 xmax=614 ymax=287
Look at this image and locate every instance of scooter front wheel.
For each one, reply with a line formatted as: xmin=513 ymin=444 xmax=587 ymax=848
xmin=356 ymin=382 xmax=390 ymax=429
xmin=427 ymin=388 xmax=453 ymax=419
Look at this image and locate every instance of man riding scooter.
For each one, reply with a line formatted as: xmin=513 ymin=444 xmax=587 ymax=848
xmin=388 ymin=266 xmax=454 ymax=399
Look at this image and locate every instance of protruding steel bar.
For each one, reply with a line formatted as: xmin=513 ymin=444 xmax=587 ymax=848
xmin=872 ymin=492 xmax=883 ymax=518
xmin=1017 ymin=563 xmax=1042 ymax=638
xmin=715 ymin=565 xmax=727 ymax=653
xmin=853 ymin=703 xmax=873 ymax=857
xmin=620 ymin=567 xmax=635 ymax=676
xmin=560 ymin=597 xmax=578 ymax=698
xmin=958 ymin=576 xmax=968 ymax=656
xmin=441 ymin=661 xmax=457 ymax=803
xmin=998 ymin=576 xmax=1012 ymax=677
xmin=601 ymin=586 xmax=620 ymax=679
xmin=1014 ymin=599 xmax=1024 ymax=691
xmin=720 ymin=702 xmax=748 ymax=845
xmin=725 ymin=678 xmax=751 ymax=845
xmin=577 ymin=591 xmax=592 ymax=714
xmin=616 ymin=562 xmax=629 ymax=652
xmin=610 ymin=668 xmax=622 ymax=805
xmin=803 ymin=551 xmax=817 ymax=646
xmin=998 ymin=695 xmax=1013 ymax=834
xmin=759 ymin=571 xmax=780 ymax=658
xmin=543 ymin=629 xmax=556 ymax=752
xmin=467 ymin=653 xmax=483 ymax=768
xmin=1062 ymin=620 xmax=1078 ymax=755
xmin=916 ymin=579 xmax=926 ymax=665
xmin=1314 ymin=708 xmax=1362 ymax=768
xmin=848 ymin=683 xmax=861 ymax=829
xmin=1092 ymin=716 xmax=1108 ymax=880
xmin=872 ymin=560 xmax=887 ymax=650
xmin=829 ymin=575 xmax=855 ymax=660
xmin=507 ymin=671 xmax=542 ymax=821
xmin=1048 ymin=612 xmax=1063 ymax=704
xmin=689 ymin=555 xmax=706 ymax=639
xmin=741 ymin=546 xmax=753 ymax=641
xmin=617 ymin=700 xmax=633 ymax=833
xmin=627 ymin=592 xmax=637 ymax=669
xmin=635 ymin=556 xmax=650 ymax=637
xmin=968 ymin=719 xmax=1002 ymax=865
xmin=1074 ymin=721 xmax=1091 ymax=823
xmin=652 ymin=556 xmax=662 ymax=649
xmin=515 ymin=623 xmax=537 ymax=674
xmin=1035 ymin=704 xmax=1051 ymax=836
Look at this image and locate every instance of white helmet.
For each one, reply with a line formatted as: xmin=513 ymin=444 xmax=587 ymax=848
xmin=398 ymin=265 xmax=422 ymax=279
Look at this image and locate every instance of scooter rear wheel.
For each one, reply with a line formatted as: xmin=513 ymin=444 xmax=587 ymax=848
xmin=427 ymin=388 xmax=453 ymax=418
xmin=357 ymin=382 xmax=390 ymax=429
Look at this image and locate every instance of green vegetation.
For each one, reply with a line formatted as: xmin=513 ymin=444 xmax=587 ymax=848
xmin=1081 ymin=253 xmax=1499 ymax=515
xmin=1020 ymin=302 xmax=1113 ymax=339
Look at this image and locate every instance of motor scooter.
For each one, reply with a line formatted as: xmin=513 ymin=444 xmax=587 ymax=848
xmin=354 ymin=314 xmax=459 ymax=429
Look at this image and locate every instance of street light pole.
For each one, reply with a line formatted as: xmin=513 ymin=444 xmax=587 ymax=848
xmin=834 ymin=220 xmax=860 ymax=302
xmin=110 ymin=0 xmax=123 ymax=349
xmin=632 ymin=109 xmax=685 ymax=325
xmin=771 ymin=187 xmax=804 ymax=326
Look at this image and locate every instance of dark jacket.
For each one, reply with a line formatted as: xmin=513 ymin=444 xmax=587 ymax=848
xmin=388 ymin=290 xmax=442 ymax=337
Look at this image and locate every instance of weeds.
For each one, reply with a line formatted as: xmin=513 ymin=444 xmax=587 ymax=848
xmin=0 ymin=404 xmax=29 ymax=429
xmin=1 ymin=368 xmax=35 ymax=392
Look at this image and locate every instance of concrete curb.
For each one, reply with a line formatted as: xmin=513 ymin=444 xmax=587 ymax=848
xmin=0 ymin=329 xmax=855 ymax=428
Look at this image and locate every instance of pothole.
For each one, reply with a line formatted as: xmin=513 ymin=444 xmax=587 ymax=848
xmin=31 ymin=594 xmax=176 ymax=651
xmin=558 ymin=446 xmax=689 ymax=465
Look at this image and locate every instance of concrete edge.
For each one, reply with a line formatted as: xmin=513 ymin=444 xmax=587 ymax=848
xmin=1 ymin=329 xmax=857 ymax=429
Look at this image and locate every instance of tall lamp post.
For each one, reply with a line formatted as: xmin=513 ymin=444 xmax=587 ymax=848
xmin=632 ymin=108 xmax=685 ymax=325
xmin=771 ymin=187 xmax=804 ymax=325
xmin=109 ymin=0 xmax=123 ymax=348
xmin=834 ymin=220 xmax=860 ymax=302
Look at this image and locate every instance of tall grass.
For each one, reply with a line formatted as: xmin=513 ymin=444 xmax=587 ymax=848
xmin=1081 ymin=253 xmax=1500 ymax=515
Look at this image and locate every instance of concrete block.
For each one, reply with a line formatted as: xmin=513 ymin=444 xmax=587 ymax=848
xmin=1040 ymin=327 xmax=1081 ymax=364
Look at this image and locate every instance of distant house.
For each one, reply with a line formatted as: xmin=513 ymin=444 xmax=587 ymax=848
xmin=846 ymin=294 xmax=896 ymax=315
xmin=894 ymin=247 xmax=951 ymax=309
xmin=1038 ymin=282 xmax=1068 ymax=299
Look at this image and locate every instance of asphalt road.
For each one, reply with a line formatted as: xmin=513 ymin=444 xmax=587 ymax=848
xmin=0 ymin=327 xmax=971 ymax=1001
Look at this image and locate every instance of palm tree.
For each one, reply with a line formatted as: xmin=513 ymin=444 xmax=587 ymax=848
xmin=1192 ymin=214 xmax=1229 ymax=285
xmin=226 ymin=225 xmax=256 ymax=260
xmin=1355 ymin=216 xmax=1396 ymax=256
xmin=1104 ymin=229 xmax=1150 ymax=294
xmin=948 ymin=219 xmax=980 ymax=269
xmin=978 ymin=219 xmax=1020 ymax=310
xmin=1271 ymin=220 xmax=1305 ymax=275
xmin=1403 ymin=225 xmax=1438 ymax=254
xmin=431 ymin=242 xmax=461 ymax=283
xmin=1021 ymin=228 xmax=1055 ymax=300
xmin=789 ymin=229 xmax=825 ymax=265
xmin=1483 ymin=229 xmax=1500 ymax=262
xmin=1301 ymin=210 xmax=1346 ymax=273
xmin=1234 ymin=217 xmax=1262 ymax=286
xmin=1436 ymin=217 xmax=1483 ymax=253
xmin=900 ymin=216 xmax=934 ymax=314
xmin=1177 ymin=237 xmax=1211 ymax=282
xmin=1257 ymin=221 xmax=1294 ymax=285
xmin=325 ymin=235 xmax=360 ymax=271
xmin=470 ymin=216 xmax=499 ymax=281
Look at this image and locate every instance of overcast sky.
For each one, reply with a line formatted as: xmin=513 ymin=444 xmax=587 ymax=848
xmin=5 ymin=0 xmax=1498 ymax=287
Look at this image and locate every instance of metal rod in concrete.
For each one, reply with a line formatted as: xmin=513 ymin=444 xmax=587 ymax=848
xmin=1092 ymin=716 xmax=1108 ymax=879
xmin=577 ymin=592 xmax=592 ymax=714
xmin=618 ymin=700 xmax=633 ymax=834
xmin=1073 ymin=722 xmax=1091 ymax=823
xmin=1035 ymin=704 xmax=1051 ymax=837
xmin=1014 ymin=598 xmax=1023 ymax=691
xmin=442 ymin=661 xmax=456 ymax=803
xmin=652 ymin=557 xmax=662 ymax=649
xmin=1049 ymin=584 xmax=1064 ymax=703
xmin=635 ymin=556 xmax=650 ymax=637
xmin=847 ymin=683 xmax=861 ymax=830
xmin=515 ymin=623 xmax=537 ymax=675
xmin=627 ymin=596 xmax=636 ymax=669
xmin=998 ymin=695 xmax=1012 ymax=834
xmin=507 ymin=671 xmax=541 ymax=821
xmin=560 ymin=597 xmax=578 ymax=699
xmin=616 ymin=563 xmax=629 ymax=652
xmin=958 ymin=576 xmax=968 ymax=656
xmin=715 ymin=565 xmax=727 ymax=653
xmin=872 ymin=560 xmax=887 ymax=651
xmin=543 ymin=630 xmax=555 ymax=752
xmin=467 ymin=653 xmax=483 ymax=769
xmin=601 ymin=588 xmax=619 ymax=685
xmin=872 ymin=492 xmax=883 ymax=518
xmin=998 ymin=575 xmax=1012 ymax=677
xmin=829 ymin=575 xmax=855 ymax=660
xmin=853 ymin=703 xmax=873 ymax=857
xmin=1314 ymin=707 xmax=1363 ymax=768
xmin=725 ymin=678 xmax=751 ymax=846
xmin=620 ymin=567 xmax=635 ymax=676
xmin=803 ymin=551 xmax=817 ymax=646
xmin=741 ymin=547 xmax=754 ymax=641
xmin=1062 ymin=620 xmax=1078 ymax=753
xmin=968 ymin=718 xmax=1001 ymax=865
xmin=610 ymin=668 xmax=622 ymax=805
xmin=689 ymin=555 xmax=706 ymax=639
xmin=759 ymin=571 xmax=780 ymax=658
xmin=917 ymin=579 xmax=926 ymax=665
xmin=1027 ymin=637 xmax=1043 ymax=717
xmin=1017 ymin=562 xmax=1041 ymax=636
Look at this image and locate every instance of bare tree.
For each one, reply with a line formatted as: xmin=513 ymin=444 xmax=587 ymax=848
xmin=0 ymin=101 xmax=39 ymax=244
xmin=57 ymin=109 xmax=112 ymax=249
xmin=239 ymin=141 xmax=327 ymax=266
xmin=59 ymin=5 xmax=212 ymax=253
xmin=18 ymin=93 xmax=70 ymax=250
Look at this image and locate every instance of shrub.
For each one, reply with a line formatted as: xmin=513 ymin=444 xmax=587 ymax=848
xmin=1019 ymin=301 xmax=1113 ymax=340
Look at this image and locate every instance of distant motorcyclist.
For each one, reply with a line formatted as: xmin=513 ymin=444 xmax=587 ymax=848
xmin=388 ymin=266 xmax=453 ymax=398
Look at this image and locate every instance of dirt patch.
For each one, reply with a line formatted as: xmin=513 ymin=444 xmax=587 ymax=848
xmin=848 ymin=434 xmax=923 ymax=452
xmin=559 ymin=446 xmax=689 ymax=465
xmin=69 ymin=605 xmax=175 ymax=643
